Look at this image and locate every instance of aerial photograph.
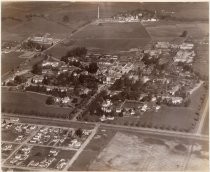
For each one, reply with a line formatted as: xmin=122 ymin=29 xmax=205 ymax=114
xmin=1 ymin=1 xmax=209 ymax=171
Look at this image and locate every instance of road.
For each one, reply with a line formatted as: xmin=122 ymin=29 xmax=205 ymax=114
xmin=196 ymin=97 xmax=209 ymax=135
xmin=72 ymin=84 xmax=107 ymax=121
xmin=3 ymin=113 xmax=208 ymax=142
xmin=63 ymin=123 xmax=100 ymax=171
xmin=2 ymin=125 xmax=41 ymax=165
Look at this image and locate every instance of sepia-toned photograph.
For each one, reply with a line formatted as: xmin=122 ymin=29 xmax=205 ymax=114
xmin=1 ymin=0 xmax=209 ymax=171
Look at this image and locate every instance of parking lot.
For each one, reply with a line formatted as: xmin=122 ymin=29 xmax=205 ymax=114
xmin=1 ymin=118 xmax=94 ymax=171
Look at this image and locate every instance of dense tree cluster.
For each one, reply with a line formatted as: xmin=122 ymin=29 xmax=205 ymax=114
xmin=14 ymin=75 xmax=27 ymax=84
xmin=61 ymin=47 xmax=87 ymax=63
xmin=21 ymin=40 xmax=45 ymax=51
xmin=31 ymin=63 xmax=42 ymax=75
xmin=46 ymin=96 xmax=55 ymax=105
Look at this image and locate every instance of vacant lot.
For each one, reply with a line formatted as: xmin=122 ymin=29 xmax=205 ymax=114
xmin=89 ymin=132 xmax=208 ymax=171
xmin=186 ymin=141 xmax=209 ymax=171
xmin=2 ymin=52 xmax=25 ymax=75
xmin=2 ymin=90 xmax=73 ymax=118
xmin=89 ymin=132 xmax=188 ymax=171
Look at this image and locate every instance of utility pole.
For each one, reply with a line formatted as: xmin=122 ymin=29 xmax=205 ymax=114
xmin=97 ymin=4 xmax=100 ymax=19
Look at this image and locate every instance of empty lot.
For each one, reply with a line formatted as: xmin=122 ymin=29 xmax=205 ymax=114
xmin=89 ymin=132 xmax=208 ymax=171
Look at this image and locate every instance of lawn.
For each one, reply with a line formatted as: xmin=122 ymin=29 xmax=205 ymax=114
xmin=1 ymin=52 xmax=25 ymax=75
xmin=1 ymin=90 xmax=73 ymax=119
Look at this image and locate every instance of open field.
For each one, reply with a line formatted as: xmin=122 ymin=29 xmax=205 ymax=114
xmin=2 ymin=52 xmax=25 ymax=75
xmin=144 ymin=21 xmax=209 ymax=42
xmin=89 ymin=132 xmax=208 ymax=171
xmin=2 ymin=90 xmax=73 ymax=118
xmin=2 ymin=2 xmax=146 ymax=42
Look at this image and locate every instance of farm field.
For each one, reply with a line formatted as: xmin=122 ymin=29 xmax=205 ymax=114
xmin=70 ymin=22 xmax=151 ymax=52
xmin=1 ymin=90 xmax=73 ymax=118
xmin=2 ymin=52 xmax=25 ymax=75
xmin=88 ymin=132 xmax=208 ymax=171
xmin=47 ymin=22 xmax=151 ymax=57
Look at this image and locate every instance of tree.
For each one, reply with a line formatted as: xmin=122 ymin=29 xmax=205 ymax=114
xmin=88 ymin=62 xmax=98 ymax=74
xmin=63 ymin=15 xmax=69 ymax=23
xmin=46 ymin=96 xmax=54 ymax=105
xmin=14 ymin=75 xmax=26 ymax=84
xmin=32 ymin=64 xmax=42 ymax=75
xmin=75 ymin=128 xmax=83 ymax=138
xmin=180 ymin=30 xmax=188 ymax=37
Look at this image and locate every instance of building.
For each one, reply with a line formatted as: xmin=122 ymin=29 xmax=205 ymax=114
xmin=42 ymin=61 xmax=59 ymax=68
xmin=173 ymin=50 xmax=195 ymax=63
xmin=29 ymin=35 xmax=53 ymax=46
xmin=32 ymin=76 xmax=44 ymax=84
xmin=180 ymin=43 xmax=194 ymax=50
xmin=155 ymin=42 xmax=170 ymax=49
xmin=169 ymin=85 xmax=180 ymax=95
xmin=101 ymin=99 xmax=113 ymax=113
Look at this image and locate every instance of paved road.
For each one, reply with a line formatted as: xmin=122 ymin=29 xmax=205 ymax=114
xmin=3 ymin=113 xmax=208 ymax=142
xmin=63 ymin=123 xmax=100 ymax=171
